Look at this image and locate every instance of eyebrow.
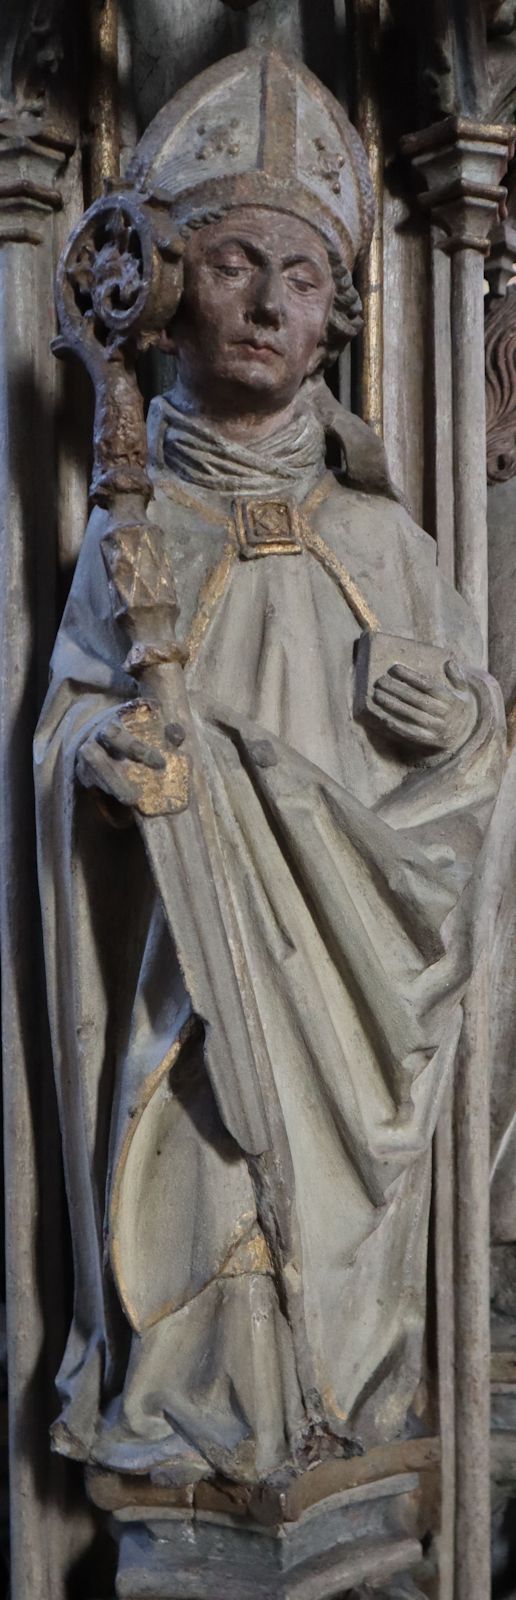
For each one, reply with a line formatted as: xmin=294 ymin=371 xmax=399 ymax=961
xmin=205 ymin=237 xmax=329 ymax=274
xmin=205 ymin=236 xmax=266 ymax=264
xmin=281 ymin=252 xmax=326 ymax=272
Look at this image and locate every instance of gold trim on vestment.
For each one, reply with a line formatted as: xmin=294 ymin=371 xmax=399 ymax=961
xmin=298 ymin=520 xmax=379 ymax=631
xmin=233 ymin=496 xmax=303 ymax=557
xmin=152 ymin=470 xmax=236 ymax=530
xmin=156 ymin=472 xmax=379 ymax=657
xmin=185 ymin=543 xmax=238 ymax=664
xmin=109 ymin=1016 xmax=197 ymax=1332
xmin=110 ymin=1018 xmax=268 ymax=1332
xmin=220 ymin=1229 xmax=272 ymax=1278
xmin=303 ymin=474 xmax=336 ymax=515
xmin=153 ymin=468 xmax=335 ymax=526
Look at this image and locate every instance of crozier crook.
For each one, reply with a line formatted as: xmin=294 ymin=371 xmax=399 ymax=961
xmin=54 ymin=189 xmax=184 ymax=504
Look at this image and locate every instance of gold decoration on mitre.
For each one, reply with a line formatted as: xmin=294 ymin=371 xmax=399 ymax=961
xmin=128 ymin=49 xmax=374 ymax=272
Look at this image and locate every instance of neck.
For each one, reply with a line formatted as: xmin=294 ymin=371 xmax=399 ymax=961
xmin=169 ymin=377 xmax=301 ymax=444
xmin=156 ymin=381 xmax=326 ymax=500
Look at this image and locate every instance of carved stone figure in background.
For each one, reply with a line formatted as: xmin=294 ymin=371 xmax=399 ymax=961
xmin=34 ymin=46 xmax=504 ymax=1589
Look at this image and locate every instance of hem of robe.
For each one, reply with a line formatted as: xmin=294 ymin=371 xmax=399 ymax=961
xmin=52 ymin=1274 xmax=305 ymax=1483
xmin=50 ymin=1271 xmax=425 ymax=1485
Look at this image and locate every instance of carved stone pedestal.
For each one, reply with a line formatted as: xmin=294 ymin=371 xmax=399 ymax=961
xmin=111 ymin=1474 xmax=423 ymax=1600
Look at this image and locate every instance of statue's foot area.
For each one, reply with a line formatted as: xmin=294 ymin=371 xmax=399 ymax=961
xmin=89 ymin=1424 xmax=212 ymax=1484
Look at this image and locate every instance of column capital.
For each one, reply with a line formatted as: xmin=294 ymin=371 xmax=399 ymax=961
xmin=401 ymin=115 xmax=514 ymax=254
xmin=0 ymin=119 xmax=73 ymax=245
xmin=484 ymin=217 xmax=516 ymax=297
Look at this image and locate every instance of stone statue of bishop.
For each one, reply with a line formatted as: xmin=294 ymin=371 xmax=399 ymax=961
xmin=34 ymin=48 xmax=504 ymax=1590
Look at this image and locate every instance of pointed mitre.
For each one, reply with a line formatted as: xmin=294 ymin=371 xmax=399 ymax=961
xmin=128 ymin=49 xmax=374 ymax=270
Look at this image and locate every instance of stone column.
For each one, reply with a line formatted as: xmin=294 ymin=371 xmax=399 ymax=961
xmin=0 ymin=117 xmax=94 ymax=1600
xmin=402 ymin=113 xmax=514 ymax=1600
xmin=402 ymin=116 xmax=513 ymax=654
xmin=353 ymin=0 xmax=384 ymax=438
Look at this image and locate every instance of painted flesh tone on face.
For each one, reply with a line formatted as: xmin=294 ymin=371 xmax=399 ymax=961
xmin=168 ymin=207 xmax=335 ymax=439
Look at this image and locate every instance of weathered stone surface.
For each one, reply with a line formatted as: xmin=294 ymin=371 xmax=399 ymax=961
xmin=31 ymin=30 xmax=508 ymax=1600
xmin=113 ymin=1475 xmax=422 ymax=1599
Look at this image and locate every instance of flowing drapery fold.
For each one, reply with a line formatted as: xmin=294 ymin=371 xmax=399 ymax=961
xmin=35 ymin=468 xmax=504 ymax=1479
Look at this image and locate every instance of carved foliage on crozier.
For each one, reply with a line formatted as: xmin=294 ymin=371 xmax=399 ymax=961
xmin=54 ymin=190 xmax=184 ymax=504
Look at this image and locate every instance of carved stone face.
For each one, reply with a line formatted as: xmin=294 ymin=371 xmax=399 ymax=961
xmin=171 ymin=207 xmax=334 ymax=418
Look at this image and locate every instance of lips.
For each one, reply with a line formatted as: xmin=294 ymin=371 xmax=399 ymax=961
xmin=235 ymin=339 xmax=283 ymax=355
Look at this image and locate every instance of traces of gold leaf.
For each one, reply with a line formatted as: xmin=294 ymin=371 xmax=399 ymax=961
xmin=321 ymin=1384 xmax=349 ymax=1423
xmin=185 ymin=542 xmax=237 ymax=665
xmin=109 ymin=1017 xmax=197 ymax=1331
xmin=233 ymin=496 xmax=303 ymax=556
xmin=153 ymin=471 xmax=234 ymax=529
xmin=132 ymin=750 xmax=189 ymax=817
xmin=299 ymin=521 xmax=379 ymax=631
xmin=303 ymin=472 xmax=335 ymax=515
xmin=220 ymin=1229 xmax=272 ymax=1278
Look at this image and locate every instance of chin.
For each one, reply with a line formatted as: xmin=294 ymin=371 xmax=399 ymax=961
xmin=220 ymin=352 xmax=288 ymax=396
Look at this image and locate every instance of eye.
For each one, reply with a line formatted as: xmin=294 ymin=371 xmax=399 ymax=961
xmin=285 ymin=272 xmax=319 ymax=294
xmin=208 ymin=250 xmax=252 ymax=278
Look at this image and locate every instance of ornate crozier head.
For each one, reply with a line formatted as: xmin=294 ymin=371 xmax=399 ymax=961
xmin=128 ymin=49 xmax=374 ymax=420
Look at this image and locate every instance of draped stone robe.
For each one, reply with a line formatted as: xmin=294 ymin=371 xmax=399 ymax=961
xmin=34 ymin=420 xmax=505 ymax=1487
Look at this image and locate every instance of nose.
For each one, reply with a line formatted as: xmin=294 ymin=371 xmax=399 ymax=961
xmin=246 ymin=266 xmax=285 ymax=330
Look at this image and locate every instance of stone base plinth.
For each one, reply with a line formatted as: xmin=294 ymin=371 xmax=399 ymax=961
xmin=113 ymin=1473 xmax=423 ymax=1599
